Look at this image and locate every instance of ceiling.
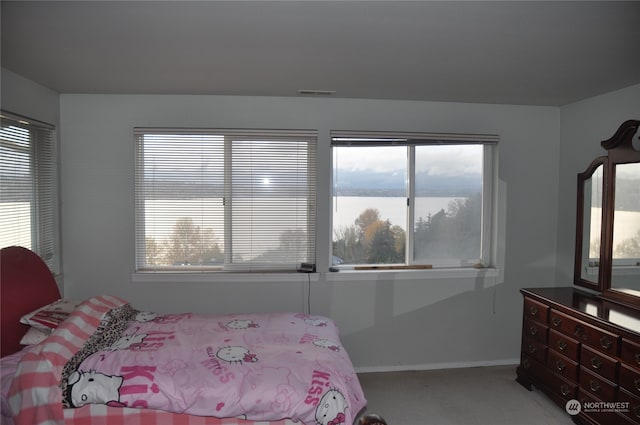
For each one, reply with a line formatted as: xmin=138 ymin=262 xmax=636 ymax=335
xmin=2 ymin=1 xmax=640 ymax=106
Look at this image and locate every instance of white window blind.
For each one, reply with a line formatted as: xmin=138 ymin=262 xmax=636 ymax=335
xmin=135 ymin=128 xmax=317 ymax=273
xmin=0 ymin=111 xmax=59 ymax=273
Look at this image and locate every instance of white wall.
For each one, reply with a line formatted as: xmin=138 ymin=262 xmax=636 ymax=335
xmin=1 ymin=68 xmax=59 ymax=125
xmin=555 ymin=84 xmax=640 ymax=286
xmin=59 ymin=94 xmax=560 ymax=370
xmin=3 ymin=67 xmax=638 ymax=371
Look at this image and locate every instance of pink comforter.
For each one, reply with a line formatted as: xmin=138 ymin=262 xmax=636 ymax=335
xmin=65 ymin=307 xmax=366 ymax=425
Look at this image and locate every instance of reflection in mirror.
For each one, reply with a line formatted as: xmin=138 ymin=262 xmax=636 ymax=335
xmin=611 ymin=162 xmax=640 ymax=296
xmin=580 ymin=164 xmax=603 ymax=283
xmin=608 ymin=309 xmax=640 ymax=332
xmin=578 ymin=299 xmax=600 ymax=317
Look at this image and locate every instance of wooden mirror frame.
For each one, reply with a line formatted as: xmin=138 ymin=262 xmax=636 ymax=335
xmin=574 ymin=156 xmax=607 ymax=291
xmin=574 ymin=119 xmax=640 ymax=306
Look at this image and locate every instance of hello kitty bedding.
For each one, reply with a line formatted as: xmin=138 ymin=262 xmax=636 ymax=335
xmin=9 ymin=295 xmax=366 ymax=425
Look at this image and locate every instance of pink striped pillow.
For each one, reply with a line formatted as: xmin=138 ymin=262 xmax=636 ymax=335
xmin=20 ymin=299 xmax=81 ymax=331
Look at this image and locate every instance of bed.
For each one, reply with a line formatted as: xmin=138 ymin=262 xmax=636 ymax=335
xmin=1 ymin=246 xmax=386 ymax=425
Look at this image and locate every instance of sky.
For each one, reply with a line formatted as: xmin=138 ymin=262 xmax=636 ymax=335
xmin=333 ymin=144 xmax=483 ymax=176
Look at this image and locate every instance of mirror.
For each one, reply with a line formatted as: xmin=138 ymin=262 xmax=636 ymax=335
xmin=575 ymin=159 xmax=605 ymax=290
xmin=611 ymin=162 xmax=640 ymax=297
xmin=574 ymin=119 xmax=640 ymax=306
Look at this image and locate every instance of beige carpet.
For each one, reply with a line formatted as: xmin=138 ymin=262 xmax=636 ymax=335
xmin=356 ymin=365 xmax=575 ymax=425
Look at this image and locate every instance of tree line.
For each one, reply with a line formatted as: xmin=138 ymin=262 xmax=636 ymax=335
xmin=332 ymin=193 xmax=482 ymax=265
xmin=144 ymin=192 xmax=639 ymax=267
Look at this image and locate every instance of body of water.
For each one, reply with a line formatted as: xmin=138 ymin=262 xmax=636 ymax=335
xmin=141 ymin=196 xmax=462 ymax=241
xmin=3 ymin=200 xmax=639 ymax=254
xmin=332 ymin=196 xmax=459 ymax=231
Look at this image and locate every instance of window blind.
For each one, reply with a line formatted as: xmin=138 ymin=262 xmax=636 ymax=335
xmin=331 ymin=130 xmax=500 ymax=145
xmin=0 ymin=111 xmax=59 ymax=273
xmin=135 ymin=128 xmax=317 ymax=273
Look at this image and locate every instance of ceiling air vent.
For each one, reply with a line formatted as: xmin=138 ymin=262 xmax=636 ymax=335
xmin=297 ymin=89 xmax=336 ymax=96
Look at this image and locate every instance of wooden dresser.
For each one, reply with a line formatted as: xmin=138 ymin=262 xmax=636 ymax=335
xmin=516 ymin=287 xmax=640 ymax=425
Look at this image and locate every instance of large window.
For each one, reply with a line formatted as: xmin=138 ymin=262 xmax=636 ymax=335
xmin=331 ymin=131 xmax=497 ymax=269
xmin=0 ymin=111 xmax=59 ymax=273
xmin=135 ymin=129 xmax=317 ymax=273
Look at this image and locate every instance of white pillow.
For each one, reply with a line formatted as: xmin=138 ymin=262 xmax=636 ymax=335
xmin=19 ymin=327 xmax=50 ymax=345
xmin=20 ymin=299 xmax=81 ymax=331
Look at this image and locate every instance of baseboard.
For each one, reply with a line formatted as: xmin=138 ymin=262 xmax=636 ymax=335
xmin=355 ymin=358 xmax=520 ymax=374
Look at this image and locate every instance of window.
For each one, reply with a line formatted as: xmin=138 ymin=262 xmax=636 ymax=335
xmin=613 ymin=163 xmax=640 ymax=268
xmin=0 ymin=111 xmax=59 ymax=273
xmin=135 ymin=129 xmax=317 ymax=273
xmin=331 ymin=131 xmax=497 ymax=269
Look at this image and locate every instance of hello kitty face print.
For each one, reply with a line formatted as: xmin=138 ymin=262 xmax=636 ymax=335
xmin=313 ymin=339 xmax=341 ymax=352
xmin=134 ymin=311 xmax=159 ymax=322
xmin=315 ymin=389 xmax=348 ymax=425
xmin=225 ymin=319 xmax=260 ymax=330
xmin=305 ymin=317 xmax=329 ymax=327
xmin=216 ymin=346 xmax=258 ymax=364
xmin=106 ymin=333 xmax=147 ymax=351
xmin=67 ymin=370 xmax=123 ymax=407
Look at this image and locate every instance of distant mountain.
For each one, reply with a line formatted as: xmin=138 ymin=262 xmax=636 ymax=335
xmin=333 ymin=169 xmax=481 ymax=197
xmin=136 ymin=170 xmax=483 ymax=199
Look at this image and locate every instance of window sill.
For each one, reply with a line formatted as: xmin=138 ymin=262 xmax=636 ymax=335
xmin=585 ymin=265 xmax=640 ymax=276
xmin=132 ymin=271 xmax=320 ymax=283
xmin=132 ymin=267 xmax=499 ymax=283
xmin=323 ymin=267 xmax=500 ymax=281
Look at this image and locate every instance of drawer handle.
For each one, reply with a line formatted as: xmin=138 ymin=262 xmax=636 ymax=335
xmin=560 ymin=384 xmax=570 ymax=396
xmin=634 ymin=378 xmax=640 ymax=392
xmin=634 ymin=405 xmax=640 ymax=418
xmin=552 ymin=317 xmax=562 ymax=327
xmin=555 ymin=359 xmax=566 ymax=372
xmin=589 ymin=379 xmax=601 ymax=392
xmin=528 ymin=344 xmax=537 ymax=354
xmin=529 ymin=306 xmax=538 ymax=316
xmin=590 ymin=357 xmax=603 ymax=370
xmin=557 ymin=340 xmax=567 ymax=351
xmin=599 ymin=336 xmax=612 ymax=350
xmin=574 ymin=325 xmax=584 ymax=338
xmin=635 ymin=353 xmax=640 ymax=365
xmin=522 ymin=358 xmax=530 ymax=369
xmin=529 ymin=326 xmax=538 ymax=336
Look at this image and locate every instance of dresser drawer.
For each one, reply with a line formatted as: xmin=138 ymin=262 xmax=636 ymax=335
xmin=581 ymin=344 xmax=619 ymax=382
xmin=547 ymin=349 xmax=578 ymax=382
xmin=621 ymin=363 xmax=640 ymax=398
xmin=580 ymin=366 xmax=618 ymax=402
xmin=579 ymin=389 xmax=632 ymax=425
xmin=524 ymin=297 xmax=549 ymax=324
xmin=520 ymin=353 xmax=576 ymax=401
xmin=523 ymin=317 xmax=548 ymax=343
xmin=520 ymin=353 xmax=547 ymax=381
xmin=523 ymin=337 xmax=547 ymax=363
xmin=549 ymin=329 xmax=580 ymax=361
xmin=549 ymin=309 xmax=619 ymax=355
xmin=622 ymin=339 xmax=640 ymax=369
xmin=543 ymin=370 xmax=578 ymax=401
xmin=619 ymin=387 xmax=640 ymax=425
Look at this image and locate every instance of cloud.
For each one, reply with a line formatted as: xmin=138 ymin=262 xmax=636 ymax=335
xmin=334 ymin=145 xmax=482 ymax=176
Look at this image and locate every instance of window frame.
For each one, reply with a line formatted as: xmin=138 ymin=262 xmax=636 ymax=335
xmin=0 ymin=111 xmax=59 ymax=274
xmin=330 ymin=130 xmax=498 ymax=271
xmin=134 ymin=128 xmax=317 ymax=274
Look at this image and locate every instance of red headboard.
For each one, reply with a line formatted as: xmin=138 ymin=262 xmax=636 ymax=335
xmin=1 ymin=246 xmax=61 ymax=357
